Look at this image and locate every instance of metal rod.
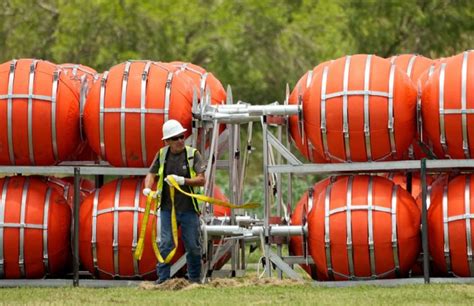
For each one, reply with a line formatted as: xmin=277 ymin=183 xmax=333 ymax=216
xmin=277 ymin=124 xmax=283 ymax=280
xmin=203 ymin=225 xmax=305 ymax=237
xmin=262 ymin=117 xmax=272 ymax=277
xmin=421 ymin=158 xmax=430 ymax=284
xmin=73 ymin=167 xmax=80 ymax=287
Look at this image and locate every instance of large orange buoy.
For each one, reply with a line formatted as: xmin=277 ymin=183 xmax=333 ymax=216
xmin=60 ymin=63 xmax=99 ymax=162
xmin=409 ymin=174 xmax=449 ymax=276
xmin=421 ymin=51 xmax=474 ymax=159
xmin=44 ymin=176 xmax=95 ymax=211
xmin=169 ymin=62 xmax=226 ymax=105
xmin=212 ymin=186 xmax=231 ymax=217
xmin=308 ymin=175 xmax=420 ymax=280
xmin=59 ymin=63 xmax=98 ymax=95
xmin=389 ymin=54 xmax=434 ymax=83
xmin=289 ymin=61 xmax=331 ymax=161
xmin=83 ymin=61 xmax=195 ymax=167
xmin=0 ymin=59 xmax=81 ymax=165
xmin=303 ymin=54 xmax=417 ymax=162
xmin=0 ymin=176 xmax=71 ymax=278
xmin=384 ymin=172 xmax=434 ymax=199
xmin=79 ymin=178 xmax=184 ymax=279
xmin=389 ymin=54 xmax=434 ymax=159
xmin=428 ymin=174 xmax=474 ymax=277
xmin=289 ymin=178 xmax=332 ymax=280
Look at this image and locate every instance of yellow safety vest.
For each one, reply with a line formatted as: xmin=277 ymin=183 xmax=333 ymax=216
xmin=156 ymin=145 xmax=200 ymax=213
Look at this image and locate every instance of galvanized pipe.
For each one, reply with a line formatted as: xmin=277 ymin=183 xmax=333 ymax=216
xmin=195 ymin=103 xmax=300 ymax=123
xmin=203 ymin=225 xmax=307 ymax=237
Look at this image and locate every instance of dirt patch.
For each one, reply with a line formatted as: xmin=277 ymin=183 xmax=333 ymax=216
xmin=203 ymin=278 xmax=242 ymax=288
xmin=249 ymin=277 xmax=305 ymax=286
xmin=140 ymin=276 xmax=305 ymax=291
xmin=139 ymin=278 xmax=192 ymax=291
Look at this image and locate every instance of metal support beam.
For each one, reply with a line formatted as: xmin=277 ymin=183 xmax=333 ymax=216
xmin=421 ymin=159 xmax=430 ymax=284
xmin=170 ymin=253 xmax=187 ymax=277
xmin=268 ymin=250 xmax=303 ymax=280
xmin=73 ymin=167 xmax=80 ymax=287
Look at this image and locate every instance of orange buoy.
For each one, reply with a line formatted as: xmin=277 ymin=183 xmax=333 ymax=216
xmin=169 ymin=61 xmax=226 ymax=105
xmin=384 ymin=172 xmax=434 ymax=199
xmin=289 ymin=61 xmax=331 ymax=161
xmin=289 ymin=178 xmax=332 ymax=280
xmin=0 ymin=176 xmax=71 ymax=278
xmin=0 ymin=59 xmax=81 ymax=165
xmin=421 ymin=51 xmax=474 ymax=159
xmin=308 ymin=175 xmax=421 ymax=280
xmin=212 ymin=186 xmax=231 ymax=217
xmin=60 ymin=63 xmax=99 ymax=162
xmin=79 ymin=178 xmax=184 ymax=279
xmin=303 ymin=54 xmax=417 ymax=162
xmin=59 ymin=63 xmax=98 ymax=95
xmin=83 ymin=61 xmax=195 ymax=167
xmin=409 ymin=174 xmax=449 ymax=276
xmin=389 ymin=54 xmax=434 ymax=83
xmin=428 ymin=174 xmax=474 ymax=277
xmin=389 ymin=54 xmax=435 ymax=159
xmin=44 ymin=176 xmax=95 ymax=211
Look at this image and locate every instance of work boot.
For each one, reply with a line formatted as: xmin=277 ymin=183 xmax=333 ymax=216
xmin=188 ymin=278 xmax=201 ymax=284
xmin=155 ymin=278 xmax=168 ymax=285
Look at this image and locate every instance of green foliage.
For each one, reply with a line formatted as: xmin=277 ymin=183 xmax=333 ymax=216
xmin=344 ymin=0 xmax=474 ymax=58
xmin=2 ymin=0 xmax=471 ymax=102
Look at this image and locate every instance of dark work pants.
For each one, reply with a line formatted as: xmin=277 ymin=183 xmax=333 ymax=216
xmin=157 ymin=209 xmax=202 ymax=282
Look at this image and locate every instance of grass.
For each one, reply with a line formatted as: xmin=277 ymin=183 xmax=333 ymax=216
xmin=1 ymin=282 xmax=474 ymax=305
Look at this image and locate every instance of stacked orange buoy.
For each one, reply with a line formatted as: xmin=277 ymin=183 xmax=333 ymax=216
xmin=307 ymin=176 xmax=421 ymax=280
xmin=384 ymin=172 xmax=435 ymax=199
xmin=427 ymin=174 xmax=474 ymax=277
xmin=44 ymin=176 xmax=95 ymax=211
xmin=422 ymin=50 xmax=474 ymax=159
xmin=84 ymin=61 xmax=192 ymax=167
xmin=0 ymin=59 xmax=81 ymax=165
xmin=0 ymin=176 xmax=71 ymax=278
xmin=289 ymin=178 xmax=332 ymax=280
xmin=389 ymin=54 xmax=435 ymax=159
xmin=169 ymin=61 xmax=227 ymax=104
xmin=79 ymin=178 xmax=185 ymax=279
xmin=288 ymin=61 xmax=331 ymax=162
xmin=60 ymin=63 xmax=99 ymax=161
xmin=83 ymin=60 xmax=226 ymax=167
xmin=295 ymin=54 xmax=417 ymax=163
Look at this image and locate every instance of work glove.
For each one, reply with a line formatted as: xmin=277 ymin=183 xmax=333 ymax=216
xmin=142 ymin=188 xmax=151 ymax=197
xmin=165 ymin=174 xmax=185 ymax=186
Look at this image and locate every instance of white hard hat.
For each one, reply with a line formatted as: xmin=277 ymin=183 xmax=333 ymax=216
xmin=162 ymin=119 xmax=187 ymax=140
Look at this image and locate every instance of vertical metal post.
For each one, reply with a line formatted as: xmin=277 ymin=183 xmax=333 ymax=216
xmin=203 ymin=119 xmax=219 ymax=277
xmin=262 ymin=116 xmax=272 ymax=276
xmin=233 ymin=123 xmax=242 ymax=271
xmin=421 ymin=158 xmax=430 ymax=284
xmin=228 ymin=121 xmax=236 ymax=276
xmin=73 ymin=167 xmax=80 ymax=287
xmin=95 ymin=175 xmax=104 ymax=189
xmin=406 ymin=172 xmax=413 ymax=194
xmin=276 ymin=124 xmax=283 ymax=279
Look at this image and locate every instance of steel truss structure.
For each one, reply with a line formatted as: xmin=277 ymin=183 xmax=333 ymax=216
xmin=1 ymin=87 xmax=474 ymax=287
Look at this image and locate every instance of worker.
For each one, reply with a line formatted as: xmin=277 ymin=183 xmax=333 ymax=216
xmin=143 ymin=119 xmax=206 ymax=284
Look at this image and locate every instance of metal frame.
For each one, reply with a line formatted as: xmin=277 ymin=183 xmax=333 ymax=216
xmin=2 ymin=93 xmax=474 ymax=286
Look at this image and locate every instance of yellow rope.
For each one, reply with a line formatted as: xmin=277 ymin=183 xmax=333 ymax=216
xmin=134 ymin=175 xmax=260 ymax=262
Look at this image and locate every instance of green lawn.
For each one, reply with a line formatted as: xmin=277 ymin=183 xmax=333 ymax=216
xmin=1 ymin=281 xmax=473 ymax=305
